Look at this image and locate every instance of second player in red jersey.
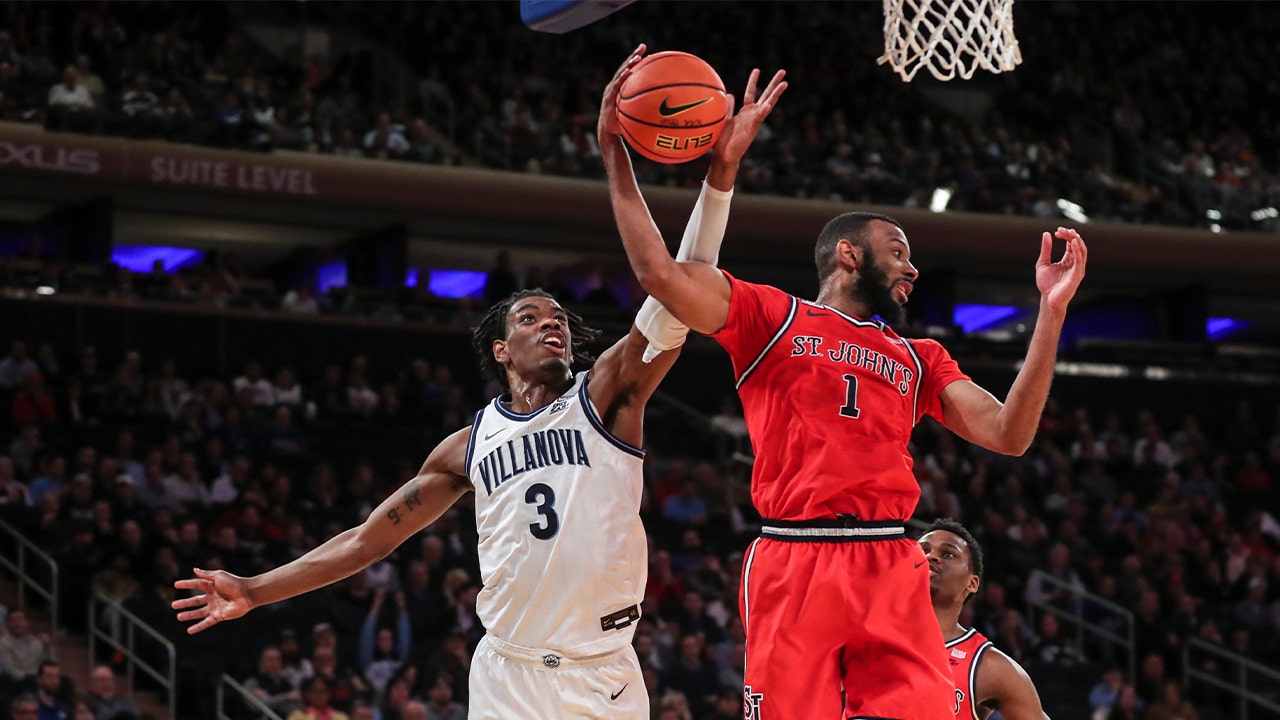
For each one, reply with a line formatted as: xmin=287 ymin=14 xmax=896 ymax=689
xmin=923 ymin=519 xmax=1049 ymax=720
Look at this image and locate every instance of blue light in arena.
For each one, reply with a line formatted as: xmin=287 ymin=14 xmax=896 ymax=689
xmin=953 ymin=304 xmax=1019 ymax=333
xmin=428 ymin=269 xmax=487 ymax=299
xmin=111 ymin=245 xmax=204 ymax=273
xmin=404 ymin=268 xmax=420 ymax=287
xmin=1206 ymin=317 xmax=1248 ymax=340
xmin=315 ymin=260 xmax=348 ymax=293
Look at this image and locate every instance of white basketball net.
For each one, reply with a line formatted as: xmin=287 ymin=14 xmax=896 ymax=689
xmin=878 ymin=0 xmax=1022 ymax=82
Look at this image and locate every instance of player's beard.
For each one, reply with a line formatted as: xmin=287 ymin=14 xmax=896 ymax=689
xmin=852 ymin=248 xmax=906 ymax=326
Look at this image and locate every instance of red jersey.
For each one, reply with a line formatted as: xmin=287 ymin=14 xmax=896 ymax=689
xmin=712 ymin=273 xmax=969 ymax=520
xmin=947 ymin=627 xmax=994 ymax=720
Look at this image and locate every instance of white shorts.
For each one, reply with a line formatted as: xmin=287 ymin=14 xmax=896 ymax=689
xmin=468 ymin=634 xmax=648 ymax=719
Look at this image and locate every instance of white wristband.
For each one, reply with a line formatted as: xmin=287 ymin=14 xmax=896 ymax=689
xmin=640 ymin=181 xmax=734 ymax=362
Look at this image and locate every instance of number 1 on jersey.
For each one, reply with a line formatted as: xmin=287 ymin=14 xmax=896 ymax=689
xmin=839 ymin=374 xmax=861 ymax=418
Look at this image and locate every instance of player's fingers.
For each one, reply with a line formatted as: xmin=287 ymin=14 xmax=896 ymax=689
xmin=171 ymin=594 xmax=207 ymax=610
xmin=1038 ymin=231 xmax=1052 ymax=265
xmin=610 ymin=45 xmax=645 ymax=84
xmin=173 ymin=578 xmax=205 ymax=591
xmin=188 ymin=616 xmax=219 ymax=635
xmin=760 ymin=80 xmax=788 ymax=114
xmin=723 ymin=94 xmax=736 ymax=121
xmin=176 ymin=606 xmax=211 ymax=623
xmin=743 ymin=68 xmax=761 ymax=105
xmin=760 ymin=70 xmax=787 ymax=103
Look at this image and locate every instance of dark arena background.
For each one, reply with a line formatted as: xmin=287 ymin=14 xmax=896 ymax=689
xmin=0 ymin=1 xmax=1278 ymax=718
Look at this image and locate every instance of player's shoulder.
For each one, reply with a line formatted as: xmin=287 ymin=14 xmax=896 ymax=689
xmin=977 ymin=644 xmax=1035 ymax=688
xmin=722 ymin=270 xmax=792 ymax=304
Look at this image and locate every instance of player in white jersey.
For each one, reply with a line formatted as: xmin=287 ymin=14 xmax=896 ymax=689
xmin=170 ymin=45 xmax=781 ymax=719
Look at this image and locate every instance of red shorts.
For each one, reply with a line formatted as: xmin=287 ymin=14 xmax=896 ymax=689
xmin=740 ymin=528 xmax=956 ymax=720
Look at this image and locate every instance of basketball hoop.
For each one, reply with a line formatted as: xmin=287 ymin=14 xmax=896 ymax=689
xmin=878 ymin=0 xmax=1022 ymax=82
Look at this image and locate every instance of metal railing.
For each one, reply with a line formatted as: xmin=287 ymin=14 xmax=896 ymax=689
xmin=217 ymin=674 xmax=285 ymax=720
xmin=1024 ymin=569 xmax=1136 ymax=681
xmin=89 ymin=591 xmax=176 ymax=720
xmin=1183 ymin=636 xmax=1280 ymax=720
xmin=0 ymin=519 xmax=60 ymax=649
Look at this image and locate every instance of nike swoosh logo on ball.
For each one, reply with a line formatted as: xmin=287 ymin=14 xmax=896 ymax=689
xmin=658 ymin=96 xmax=714 ymax=117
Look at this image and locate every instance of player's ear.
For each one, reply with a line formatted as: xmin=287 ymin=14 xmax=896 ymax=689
xmin=492 ymin=339 xmax=508 ymax=366
xmin=966 ymin=573 xmax=980 ymax=597
xmin=836 ymin=238 xmax=861 ymax=273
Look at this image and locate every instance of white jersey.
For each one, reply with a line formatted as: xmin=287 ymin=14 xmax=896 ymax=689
xmin=465 ymin=371 xmax=647 ymax=656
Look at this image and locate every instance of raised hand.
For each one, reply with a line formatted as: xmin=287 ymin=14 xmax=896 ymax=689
xmin=1036 ymin=227 xmax=1088 ymax=312
xmin=598 ymin=43 xmax=647 ymax=140
xmin=713 ymin=68 xmax=788 ymax=166
xmin=172 ymin=568 xmax=253 ymax=634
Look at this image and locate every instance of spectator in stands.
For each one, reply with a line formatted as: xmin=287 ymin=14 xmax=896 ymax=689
xmin=0 ymin=611 xmax=52 ymax=681
xmin=120 ymin=76 xmax=161 ymax=137
xmin=1104 ymin=683 xmax=1144 ymax=720
xmin=24 ymin=450 xmax=64 ymax=507
xmin=357 ymin=590 xmax=411 ymax=696
xmin=31 ymin=660 xmax=71 ymax=720
xmin=481 ymin=251 xmax=517 ymax=306
xmin=232 ymin=361 xmax=275 ymax=407
xmin=287 ymin=676 xmax=349 ymax=720
xmin=72 ymin=56 xmax=103 ymax=100
xmin=282 ymin=285 xmax=320 ymax=314
xmin=306 ymin=645 xmax=363 ymax=713
xmin=45 ymin=65 xmax=96 ymax=132
xmin=7 ymin=695 xmax=37 ymax=720
xmin=0 ymin=456 xmax=30 ymax=512
xmin=1144 ymin=679 xmax=1197 ymax=720
xmin=363 ymin=113 xmax=410 ymax=160
xmin=242 ymin=646 xmax=303 ymax=718
xmin=422 ymin=678 xmax=464 ymax=720
xmin=10 ymin=374 xmax=56 ymax=428
xmin=0 ymin=341 xmax=38 ymax=390
xmin=662 ymin=480 xmax=708 ymax=527
xmin=86 ymin=664 xmax=139 ymax=720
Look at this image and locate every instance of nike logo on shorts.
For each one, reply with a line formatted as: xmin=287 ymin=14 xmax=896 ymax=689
xmin=610 ymin=683 xmax=628 ymax=701
xmin=658 ymin=97 xmax=713 ymax=117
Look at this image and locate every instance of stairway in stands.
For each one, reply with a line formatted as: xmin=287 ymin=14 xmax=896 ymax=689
xmin=0 ymin=574 xmax=171 ymax=720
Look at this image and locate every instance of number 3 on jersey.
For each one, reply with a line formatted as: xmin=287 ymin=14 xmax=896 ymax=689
xmin=525 ymin=482 xmax=560 ymax=539
xmin=839 ymin=374 xmax=861 ymax=418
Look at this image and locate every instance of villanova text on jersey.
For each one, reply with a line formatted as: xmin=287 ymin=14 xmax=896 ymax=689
xmin=476 ymin=428 xmax=592 ymax=496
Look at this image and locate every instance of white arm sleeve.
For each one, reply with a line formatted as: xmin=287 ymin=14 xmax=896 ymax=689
xmin=637 ymin=182 xmax=733 ymax=362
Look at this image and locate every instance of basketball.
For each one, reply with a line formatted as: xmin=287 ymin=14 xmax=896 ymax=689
xmin=616 ymin=51 xmax=730 ymax=164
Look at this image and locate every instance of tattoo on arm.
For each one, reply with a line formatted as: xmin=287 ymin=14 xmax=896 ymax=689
xmin=403 ymin=481 xmax=422 ymax=511
xmin=387 ymin=507 xmax=402 ymax=525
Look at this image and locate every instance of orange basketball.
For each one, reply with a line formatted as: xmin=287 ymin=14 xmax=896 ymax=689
xmin=616 ymin=51 xmax=730 ymax=164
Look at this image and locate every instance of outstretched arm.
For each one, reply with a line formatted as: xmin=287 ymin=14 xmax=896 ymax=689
xmin=940 ymin=227 xmax=1087 ymax=455
xmin=598 ymin=45 xmax=786 ymax=336
xmin=172 ymin=428 xmax=473 ymax=634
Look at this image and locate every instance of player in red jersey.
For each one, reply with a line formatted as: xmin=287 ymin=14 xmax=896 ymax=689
xmin=599 ymin=45 xmax=1086 ymax=720
xmin=921 ymin=519 xmax=1049 ymax=720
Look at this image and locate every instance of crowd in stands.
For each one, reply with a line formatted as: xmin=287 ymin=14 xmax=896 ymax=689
xmin=0 ymin=295 xmax=1278 ymax=718
xmin=1 ymin=2 xmax=1278 ymax=233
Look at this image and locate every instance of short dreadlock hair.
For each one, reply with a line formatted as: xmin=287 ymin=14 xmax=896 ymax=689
xmin=927 ymin=517 xmax=984 ymax=580
xmin=471 ymin=289 xmax=600 ymax=390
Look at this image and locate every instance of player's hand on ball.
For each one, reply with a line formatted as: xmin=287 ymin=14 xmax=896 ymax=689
xmin=598 ymin=43 xmax=647 ymax=140
xmin=172 ymin=567 xmax=253 ymax=634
